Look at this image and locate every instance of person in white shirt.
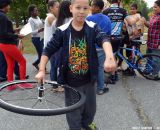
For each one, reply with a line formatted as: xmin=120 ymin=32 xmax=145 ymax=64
xmin=28 ymin=4 xmax=44 ymax=70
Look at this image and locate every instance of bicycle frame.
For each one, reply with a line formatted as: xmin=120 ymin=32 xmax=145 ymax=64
xmin=115 ymin=47 xmax=144 ymax=69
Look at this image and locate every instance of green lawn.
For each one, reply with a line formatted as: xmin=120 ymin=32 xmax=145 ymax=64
xmin=22 ymin=35 xmax=36 ymax=54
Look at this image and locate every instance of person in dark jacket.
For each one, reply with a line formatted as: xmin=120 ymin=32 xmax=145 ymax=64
xmin=35 ymin=0 xmax=116 ymax=129
xmin=0 ymin=0 xmax=32 ymax=90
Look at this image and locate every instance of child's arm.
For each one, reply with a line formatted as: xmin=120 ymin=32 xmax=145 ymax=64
xmin=94 ymin=24 xmax=116 ymax=72
xmin=102 ymin=42 xmax=117 ymax=72
xmin=35 ymin=55 xmax=49 ymax=84
xmin=35 ymin=28 xmax=63 ymax=84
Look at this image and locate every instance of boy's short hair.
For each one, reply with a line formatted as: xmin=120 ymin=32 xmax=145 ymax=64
xmin=0 ymin=0 xmax=12 ymax=9
xmin=71 ymin=0 xmax=89 ymax=4
xmin=28 ymin=4 xmax=37 ymax=16
xmin=155 ymin=0 xmax=160 ymax=7
xmin=92 ymin=0 xmax=104 ymax=10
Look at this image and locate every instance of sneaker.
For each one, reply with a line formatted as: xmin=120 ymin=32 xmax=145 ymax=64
xmin=7 ymin=85 xmax=18 ymax=91
xmin=105 ymin=75 xmax=116 ymax=84
xmin=19 ymin=83 xmax=34 ymax=89
xmin=83 ymin=123 xmax=98 ymax=130
xmin=123 ymin=68 xmax=135 ymax=76
xmin=51 ymin=86 xmax=64 ymax=92
xmin=32 ymin=63 xmax=39 ymax=70
xmin=97 ymin=87 xmax=109 ymax=95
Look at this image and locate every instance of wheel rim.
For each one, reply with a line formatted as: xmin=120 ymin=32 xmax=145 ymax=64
xmin=0 ymin=80 xmax=86 ymax=116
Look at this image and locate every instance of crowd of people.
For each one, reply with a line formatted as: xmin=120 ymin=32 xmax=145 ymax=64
xmin=0 ymin=0 xmax=160 ymax=129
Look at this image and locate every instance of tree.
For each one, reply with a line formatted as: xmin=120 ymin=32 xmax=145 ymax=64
xmin=8 ymin=0 xmax=47 ymax=27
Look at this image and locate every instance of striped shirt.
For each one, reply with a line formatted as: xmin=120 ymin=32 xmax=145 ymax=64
xmin=147 ymin=14 xmax=160 ymax=49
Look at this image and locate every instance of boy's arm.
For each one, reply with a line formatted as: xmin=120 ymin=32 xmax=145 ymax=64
xmin=35 ymin=28 xmax=63 ymax=84
xmin=102 ymin=42 xmax=117 ymax=72
xmin=94 ymin=24 xmax=116 ymax=72
xmin=35 ymin=55 xmax=49 ymax=84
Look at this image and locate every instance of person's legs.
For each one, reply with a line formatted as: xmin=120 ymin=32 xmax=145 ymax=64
xmin=147 ymin=49 xmax=160 ymax=75
xmin=32 ymin=37 xmax=44 ymax=68
xmin=96 ymin=50 xmax=108 ymax=95
xmin=3 ymin=53 xmax=15 ymax=81
xmin=14 ymin=62 xmax=19 ymax=77
xmin=65 ymin=82 xmax=96 ymax=130
xmin=1 ymin=45 xmax=26 ymax=80
xmin=0 ymin=51 xmax=7 ymax=81
xmin=50 ymin=55 xmax=57 ymax=81
xmin=65 ymin=86 xmax=84 ymax=130
xmin=81 ymin=82 xmax=96 ymax=129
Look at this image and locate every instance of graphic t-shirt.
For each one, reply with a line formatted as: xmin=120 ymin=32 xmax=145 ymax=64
xmin=66 ymin=25 xmax=90 ymax=87
xmin=103 ymin=5 xmax=127 ymax=37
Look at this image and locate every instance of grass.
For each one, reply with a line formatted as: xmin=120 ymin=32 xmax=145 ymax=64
xmin=22 ymin=35 xmax=36 ymax=54
xmin=21 ymin=30 xmax=148 ymax=55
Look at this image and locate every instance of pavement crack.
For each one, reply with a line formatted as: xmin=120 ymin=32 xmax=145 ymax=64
xmin=122 ymin=77 xmax=156 ymax=130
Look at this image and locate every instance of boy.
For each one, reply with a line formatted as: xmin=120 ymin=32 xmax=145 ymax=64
xmin=86 ymin=0 xmax=111 ymax=95
xmin=35 ymin=0 xmax=116 ymax=129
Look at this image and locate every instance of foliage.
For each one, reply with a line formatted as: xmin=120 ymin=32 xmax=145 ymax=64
xmin=8 ymin=0 xmax=47 ymax=27
xmin=7 ymin=0 xmax=151 ymax=27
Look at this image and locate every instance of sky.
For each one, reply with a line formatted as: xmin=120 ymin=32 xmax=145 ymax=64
xmin=144 ymin=0 xmax=154 ymax=8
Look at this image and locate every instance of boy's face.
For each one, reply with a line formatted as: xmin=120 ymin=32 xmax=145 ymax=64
xmin=70 ymin=0 xmax=90 ymax=23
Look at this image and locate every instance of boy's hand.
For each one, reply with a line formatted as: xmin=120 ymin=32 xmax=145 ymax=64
xmin=35 ymin=70 xmax=45 ymax=84
xmin=104 ymin=56 xmax=117 ymax=72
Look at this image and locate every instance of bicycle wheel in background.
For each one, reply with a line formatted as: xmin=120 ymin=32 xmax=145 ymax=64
xmin=136 ymin=54 xmax=160 ymax=80
xmin=0 ymin=80 xmax=86 ymax=116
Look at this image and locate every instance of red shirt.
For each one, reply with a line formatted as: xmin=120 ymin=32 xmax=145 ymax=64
xmin=147 ymin=14 xmax=160 ymax=49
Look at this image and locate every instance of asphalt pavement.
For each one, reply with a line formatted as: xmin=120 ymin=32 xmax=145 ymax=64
xmin=0 ymin=54 xmax=160 ymax=130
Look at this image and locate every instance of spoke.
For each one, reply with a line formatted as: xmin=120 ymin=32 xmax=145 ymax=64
xmin=46 ymin=99 xmax=62 ymax=108
xmin=16 ymin=84 xmax=38 ymax=96
xmin=31 ymin=100 xmax=40 ymax=108
xmin=43 ymin=97 xmax=50 ymax=109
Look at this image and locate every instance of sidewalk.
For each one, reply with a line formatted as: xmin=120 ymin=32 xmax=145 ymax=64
xmin=0 ymin=54 xmax=159 ymax=130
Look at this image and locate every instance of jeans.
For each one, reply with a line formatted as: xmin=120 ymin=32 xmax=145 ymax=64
xmin=147 ymin=48 xmax=160 ymax=75
xmin=0 ymin=51 xmax=7 ymax=79
xmin=50 ymin=55 xmax=58 ymax=81
xmin=96 ymin=49 xmax=105 ymax=91
xmin=32 ymin=37 xmax=44 ymax=66
xmin=65 ymin=82 xmax=96 ymax=130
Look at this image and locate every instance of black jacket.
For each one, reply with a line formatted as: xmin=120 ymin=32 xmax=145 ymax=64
xmin=43 ymin=20 xmax=110 ymax=84
xmin=0 ymin=10 xmax=18 ymax=45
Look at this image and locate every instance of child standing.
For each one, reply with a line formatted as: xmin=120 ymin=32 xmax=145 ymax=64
xmin=86 ymin=0 xmax=111 ymax=95
xmin=28 ymin=4 xmax=44 ymax=70
xmin=35 ymin=0 xmax=116 ymax=129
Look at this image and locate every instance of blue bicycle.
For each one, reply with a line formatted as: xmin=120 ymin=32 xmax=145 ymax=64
xmin=115 ymin=42 xmax=160 ymax=81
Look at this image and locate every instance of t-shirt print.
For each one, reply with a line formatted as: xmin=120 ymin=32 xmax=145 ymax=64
xmin=68 ymin=37 xmax=89 ymax=75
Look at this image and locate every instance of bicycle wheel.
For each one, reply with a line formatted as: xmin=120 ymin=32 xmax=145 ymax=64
xmin=0 ymin=80 xmax=86 ymax=116
xmin=136 ymin=54 xmax=160 ymax=80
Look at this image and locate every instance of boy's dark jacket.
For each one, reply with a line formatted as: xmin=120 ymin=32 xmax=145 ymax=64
xmin=43 ymin=20 xmax=110 ymax=84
